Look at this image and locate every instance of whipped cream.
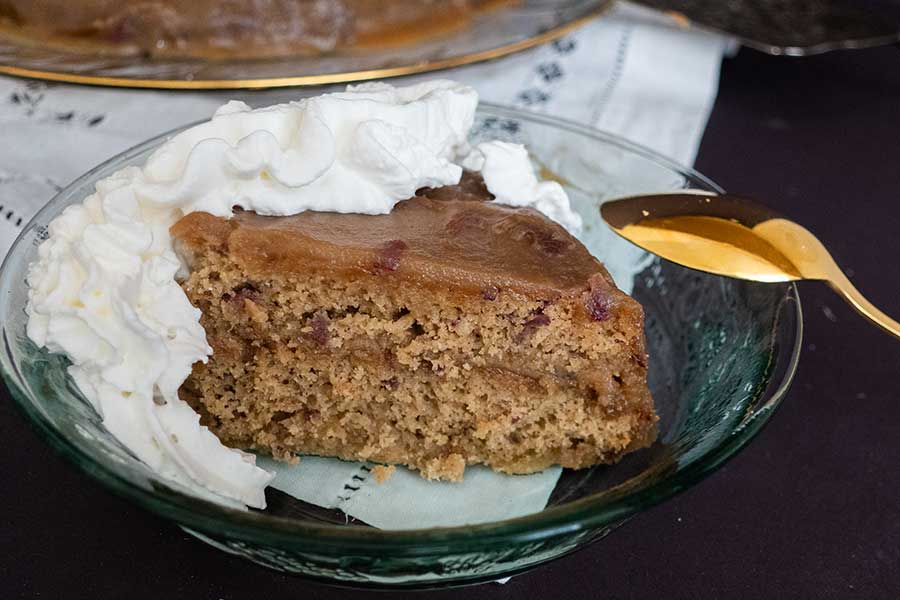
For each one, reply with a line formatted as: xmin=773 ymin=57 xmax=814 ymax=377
xmin=463 ymin=141 xmax=583 ymax=233
xmin=139 ymin=80 xmax=477 ymax=218
xmin=26 ymin=80 xmax=582 ymax=508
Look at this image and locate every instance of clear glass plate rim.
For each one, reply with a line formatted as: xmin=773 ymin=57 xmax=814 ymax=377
xmin=0 ymin=104 xmax=803 ymax=552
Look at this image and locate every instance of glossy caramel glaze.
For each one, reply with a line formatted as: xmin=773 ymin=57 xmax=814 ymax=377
xmin=172 ymin=172 xmax=621 ymax=301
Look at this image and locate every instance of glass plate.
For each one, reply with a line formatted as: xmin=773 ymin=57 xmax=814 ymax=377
xmin=639 ymin=0 xmax=900 ymax=56
xmin=0 ymin=1 xmax=610 ymax=90
xmin=0 ymin=104 xmax=802 ymax=588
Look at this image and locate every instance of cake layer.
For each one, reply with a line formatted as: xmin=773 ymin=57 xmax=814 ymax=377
xmin=180 ymin=263 xmax=648 ymax=400
xmin=182 ymin=353 xmax=655 ymax=480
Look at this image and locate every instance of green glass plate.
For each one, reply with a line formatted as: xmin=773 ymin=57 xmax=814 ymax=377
xmin=0 ymin=105 xmax=801 ymax=589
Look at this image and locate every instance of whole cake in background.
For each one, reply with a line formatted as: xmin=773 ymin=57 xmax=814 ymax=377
xmin=0 ymin=0 xmax=505 ymax=58
xmin=25 ymin=80 xmax=656 ymax=509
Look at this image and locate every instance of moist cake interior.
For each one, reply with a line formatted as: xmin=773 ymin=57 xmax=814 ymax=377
xmin=172 ymin=173 xmax=656 ymax=481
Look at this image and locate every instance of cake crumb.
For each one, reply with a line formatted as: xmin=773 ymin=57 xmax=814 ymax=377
xmin=372 ymin=464 xmax=396 ymax=483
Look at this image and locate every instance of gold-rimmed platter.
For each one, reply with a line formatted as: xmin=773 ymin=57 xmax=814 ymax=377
xmin=0 ymin=0 xmax=610 ymax=90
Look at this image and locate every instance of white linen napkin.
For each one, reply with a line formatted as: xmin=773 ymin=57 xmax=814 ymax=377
xmin=0 ymin=3 xmax=727 ymax=529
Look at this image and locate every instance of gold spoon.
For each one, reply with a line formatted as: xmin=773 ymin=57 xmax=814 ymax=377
xmin=600 ymin=190 xmax=900 ymax=340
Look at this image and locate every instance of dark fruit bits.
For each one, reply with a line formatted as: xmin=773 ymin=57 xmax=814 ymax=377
xmin=584 ymin=276 xmax=614 ymax=321
xmin=523 ymin=314 xmax=551 ymax=328
xmin=373 ymin=239 xmax=408 ymax=272
xmin=225 ymin=282 xmax=261 ymax=305
xmin=516 ymin=312 xmax=551 ymax=342
xmin=309 ymin=311 xmax=330 ymax=346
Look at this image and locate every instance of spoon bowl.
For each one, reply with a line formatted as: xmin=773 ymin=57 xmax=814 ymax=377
xmin=601 ymin=191 xmax=900 ymax=340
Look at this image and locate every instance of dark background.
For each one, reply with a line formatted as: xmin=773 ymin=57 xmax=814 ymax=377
xmin=3 ymin=46 xmax=899 ymax=599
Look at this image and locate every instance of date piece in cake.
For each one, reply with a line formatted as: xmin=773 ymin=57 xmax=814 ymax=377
xmin=172 ymin=173 xmax=656 ymax=481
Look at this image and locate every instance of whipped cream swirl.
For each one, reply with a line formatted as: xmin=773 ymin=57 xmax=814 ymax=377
xmin=463 ymin=141 xmax=582 ymax=233
xmin=26 ymin=80 xmax=582 ymax=508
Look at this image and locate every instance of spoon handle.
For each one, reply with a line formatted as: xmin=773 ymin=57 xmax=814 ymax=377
xmin=759 ymin=217 xmax=900 ymax=340
xmin=827 ymin=271 xmax=900 ymax=340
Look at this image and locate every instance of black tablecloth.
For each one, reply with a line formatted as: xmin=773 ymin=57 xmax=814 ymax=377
xmin=3 ymin=47 xmax=898 ymax=599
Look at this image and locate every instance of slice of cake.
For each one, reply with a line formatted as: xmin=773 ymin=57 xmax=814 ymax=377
xmin=27 ymin=79 xmax=654 ymax=506
xmin=172 ymin=172 xmax=656 ymax=481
